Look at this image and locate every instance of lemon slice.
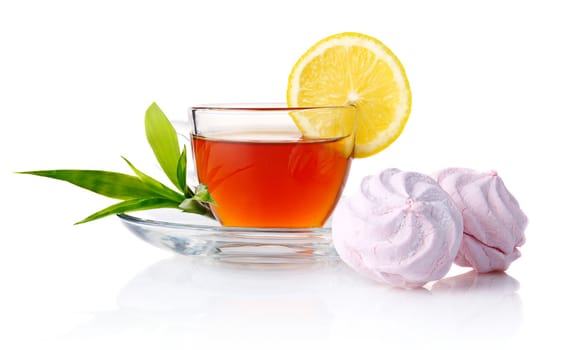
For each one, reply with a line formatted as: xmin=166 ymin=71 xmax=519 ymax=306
xmin=287 ymin=32 xmax=412 ymax=158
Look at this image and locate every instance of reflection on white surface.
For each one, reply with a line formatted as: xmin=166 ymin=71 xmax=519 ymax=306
xmin=63 ymin=257 xmax=522 ymax=348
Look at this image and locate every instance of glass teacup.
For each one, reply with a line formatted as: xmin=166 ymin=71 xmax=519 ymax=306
xmin=185 ymin=104 xmax=356 ymax=228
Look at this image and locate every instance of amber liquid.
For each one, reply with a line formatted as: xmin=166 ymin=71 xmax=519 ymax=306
xmin=192 ymin=131 xmax=352 ymax=228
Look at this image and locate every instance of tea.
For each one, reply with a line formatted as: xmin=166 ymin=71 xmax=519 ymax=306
xmin=192 ymin=131 xmax=352 ymax=228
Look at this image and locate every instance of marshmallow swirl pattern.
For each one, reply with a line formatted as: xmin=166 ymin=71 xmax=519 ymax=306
xmin=332 ymin=168 xmax=463 ymax=288
xmin=433 ymin=168 xmax=528 ymax=273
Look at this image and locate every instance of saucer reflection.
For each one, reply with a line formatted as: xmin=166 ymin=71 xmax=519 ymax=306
xmin=64 ymin=257 xmax=342 ymax=345
xmin=63 ymin=257 xmax=523 ymax=347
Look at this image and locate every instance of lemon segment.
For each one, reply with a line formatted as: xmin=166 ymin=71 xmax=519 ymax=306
xmin=289 ymin=106 xmax=356 ymax=157
xmin=287 ymin=32 xmax=412 ymax=158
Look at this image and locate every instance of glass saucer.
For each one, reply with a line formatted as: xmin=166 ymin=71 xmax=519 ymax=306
xmin=117 ymin=209 xmax=338 ymax=264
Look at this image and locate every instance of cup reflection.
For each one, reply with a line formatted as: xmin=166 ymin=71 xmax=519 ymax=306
xmin=63 ymin=257 xmax=523 ymax=347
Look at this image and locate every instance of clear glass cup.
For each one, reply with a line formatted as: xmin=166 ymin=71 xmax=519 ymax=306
xmin=187 ymin=104 xmax=356 ymax=228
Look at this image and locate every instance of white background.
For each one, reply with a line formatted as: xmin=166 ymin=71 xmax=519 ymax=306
xmin=1 ymin=0 xmax=571 ymax=349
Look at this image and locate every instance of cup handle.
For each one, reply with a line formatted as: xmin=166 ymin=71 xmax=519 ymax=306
xmin=170 ymin=120 xmax=198 ymax=187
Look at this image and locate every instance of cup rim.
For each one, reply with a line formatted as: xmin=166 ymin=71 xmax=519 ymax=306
xmin=190 ymin=103 xmax=355 ymax=111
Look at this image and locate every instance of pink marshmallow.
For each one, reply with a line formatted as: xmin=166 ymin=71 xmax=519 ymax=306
xmin=433 ymin=168 xmax=528 ymax=273
xmin=332 ymin=168 xmax=463 ymax=289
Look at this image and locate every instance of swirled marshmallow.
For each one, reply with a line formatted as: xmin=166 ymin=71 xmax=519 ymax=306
xmin=432 ymin=168 xmax=528 ymax=273
xmin=332 ymin=168 xmax=463 ymax=288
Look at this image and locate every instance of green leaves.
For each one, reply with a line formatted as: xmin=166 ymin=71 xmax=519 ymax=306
xmin=179 ymin=183 xmax=217 ymax=219
xmin=76 ymin=198 xmax=180 ymax=224
xmin=194 ymin=183 xmax=216 ymax=205
xmin=19 ymin=102 xmax=216 ymax=224
xmin=145 ymin=102 xmax=183 ymax=192
xmin=17 ymin=170 xmax=159 ymax=200
xmin=121 ymin=156 xmax=184 ymax=203
xmin=176 ymin=145 xmax=188 ymax=196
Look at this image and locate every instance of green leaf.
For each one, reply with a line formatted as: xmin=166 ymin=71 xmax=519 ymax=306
xmin=121 ymin=156 xmax=184 ymax=203
xmin=179 ymin=198 xmax=215 ymax=218
xmin=76 ymin=198 xmax=180 ymax=224
xmin=178 ymin=184 xmax=216 ymax=218
xmin=18 ymin=103 xmax=218 ymax=225
xmin=145 ymin=102 xmax=182 ymax=191
xmin=18 ymin=170 xmax=159 ymax=200
xmin=176 ymin=145 xmax=188 ymax=196
xmin=194 ymin=183 xmax=217 ymax=205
